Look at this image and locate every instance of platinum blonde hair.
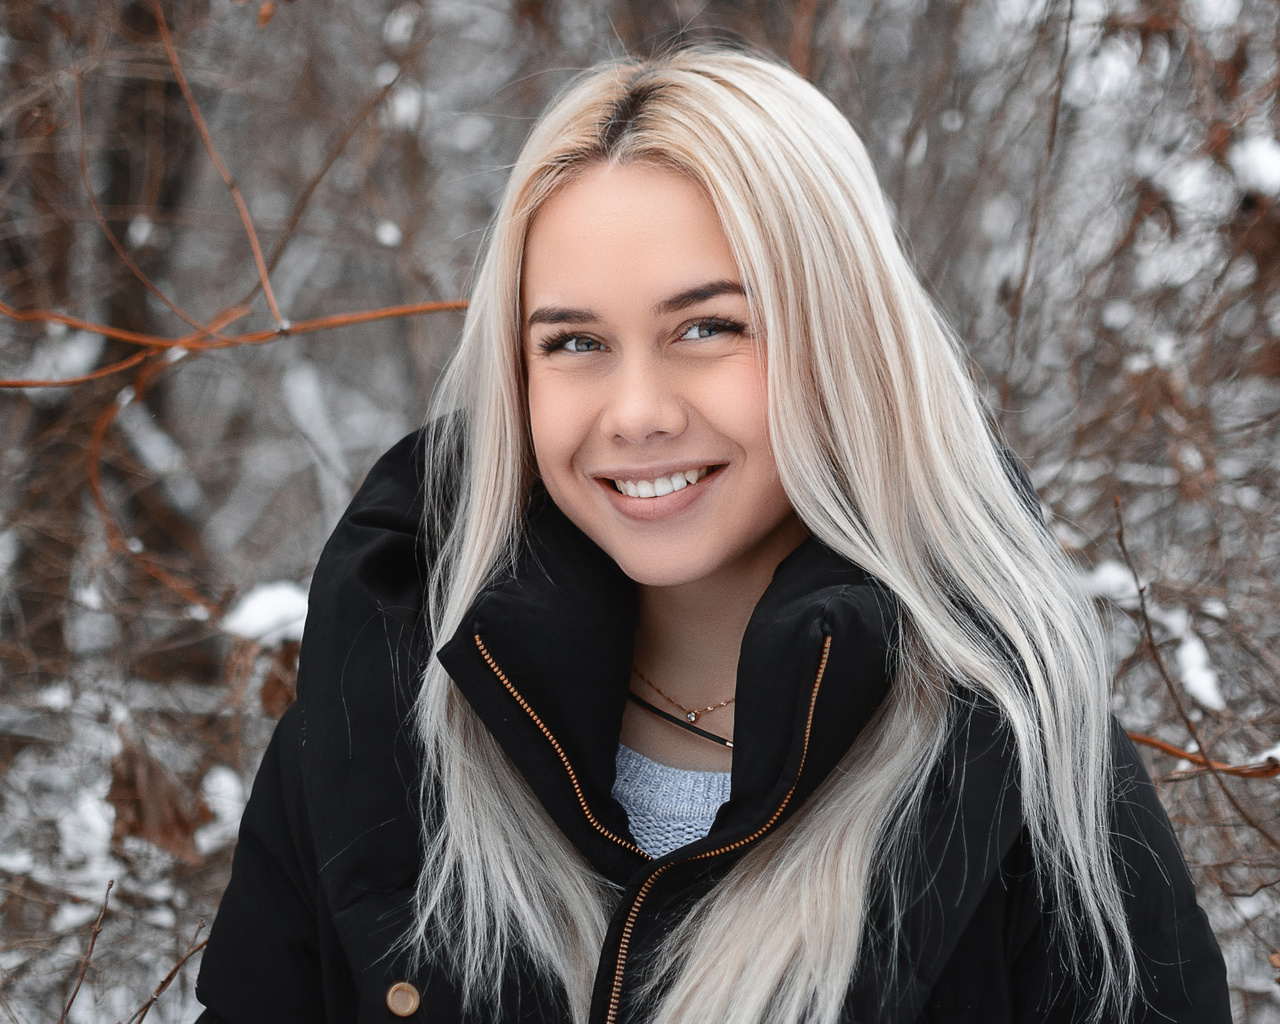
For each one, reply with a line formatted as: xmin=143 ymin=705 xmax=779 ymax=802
xmin=408 ymin=46 xmax=1136 ymax=1023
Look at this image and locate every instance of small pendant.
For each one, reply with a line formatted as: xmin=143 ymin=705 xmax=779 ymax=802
xmin=686 ymin=711 xmax=699 ymax=722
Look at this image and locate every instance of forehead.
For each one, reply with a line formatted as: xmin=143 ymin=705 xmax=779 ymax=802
xmin=520 ymin=162 xmax=741 ymax=314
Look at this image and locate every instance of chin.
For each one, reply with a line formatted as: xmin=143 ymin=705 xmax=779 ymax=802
xmin=606 ymin=547 xmax=722 ymax=590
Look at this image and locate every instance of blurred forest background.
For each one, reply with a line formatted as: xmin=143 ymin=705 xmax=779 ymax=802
xmin=1 ymin=0 xmax=1278 ymax=1020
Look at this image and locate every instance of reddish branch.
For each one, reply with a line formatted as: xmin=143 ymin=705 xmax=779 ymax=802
xmin=1129 ymin=732 xmax=1280 ymax=780
xmin=0 ymin=298 xmax=468 ymax=387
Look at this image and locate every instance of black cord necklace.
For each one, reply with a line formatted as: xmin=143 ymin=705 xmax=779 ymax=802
xmin=626 ymin=691 xmax=734 ymax=748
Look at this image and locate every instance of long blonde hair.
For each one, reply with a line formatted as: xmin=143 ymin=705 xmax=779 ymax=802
xmin=407 ymin=46 xmax=1135 ymax=1024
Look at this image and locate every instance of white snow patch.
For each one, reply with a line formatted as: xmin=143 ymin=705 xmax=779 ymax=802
xmin=1251 ymin=740 xmax=1280 ymax=765
xmin=981 ymin=193 xmax=1020 ymax=241
xmin=1081 ymin=560 xmax=1141 ymax=607
xmin=0 ymin=849 xmax=34 ymax=874
xmin=387 ymin=85 xmax=423 ymax=129
xmin=0 ymin=527 xmax=16 ymax=585
xmin=196 ymin=765 xmax=246 ymax=855
xmin=126 ymin=214 xmax=154 ymax=248
xmin=1174 ymin=633 xmax=1225 ymax=711
xmin=51 ymin=900 xmax=103 ymax=933
xmin=145 ymin=905 xmax=177 ymax=929
xmin=1161 ymin=156 xmax=1235 ymax=219
xmin=22 ymin=330 xmax=105 ymax=394
xmin=34 ymin=682 xmax=73 ymax=712
xmin=1083 ymin=564 xmax=1226 ymax=711
xmin=75 ymin=583 xmax=104 ymax=611
xmin=1229 ymin=136 xmax=1280 ymax=196
xmin=1200 ymin=597 xmax=1228 ymax=619
xmin=1100 ymin=300 xmax=1134 ymax=331
xmin=221 ymin=581 xmax=308 ymax=644
xmin=376 ymin=219 xmax=403 ymax=247
xmin=57 ymin=792 xmax=114 ymax=872
xmin=282 ymin=362 xmax=352 ymax=526
xmin=1184 ymin=0 xmax=1241 ymax=31
xmin=201 ymin=765 xmax=245 ymax=819
xmin=374 ymin=61 xmax=399 ymax=87
xmin=383 ymin=4 xmax=418 ymax=46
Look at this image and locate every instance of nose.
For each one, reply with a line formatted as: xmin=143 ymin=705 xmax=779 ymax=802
xmin=598 ymin=352 xmax=687 ymax=444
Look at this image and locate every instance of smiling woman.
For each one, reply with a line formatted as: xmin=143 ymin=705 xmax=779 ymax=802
xmin=195 ymin=46 xmax=1230 ymax=1024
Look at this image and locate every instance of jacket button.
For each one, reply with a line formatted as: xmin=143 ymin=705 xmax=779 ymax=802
xmin=386 ymin=981 xmax=420 ymax=1017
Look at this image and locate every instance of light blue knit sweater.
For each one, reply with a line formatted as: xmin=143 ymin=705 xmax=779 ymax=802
xmin=611 ymin=745 xmax=732 ymax=858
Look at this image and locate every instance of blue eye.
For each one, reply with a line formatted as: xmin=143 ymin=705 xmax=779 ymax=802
xmin=539 ymin=332 xmax=604 ymax=354
xmin=679 ymin=317 xmax=748 ymax=341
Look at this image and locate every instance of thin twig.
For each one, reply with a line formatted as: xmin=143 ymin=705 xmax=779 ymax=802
xmin=123 ymin=922 xmax=208 ymax=1024
xmin=149 ymin=0 xmax=284 ymax=327
xmin=57 ymin=880 xmax=113 ymax=1024
xmin=74 ymin=73 xmax=223 ymax=339
xmin=1114 ymin=497 xmax=1280 ymax=854
xmin=258 ymin=76 xmax=403 ymax=285
xmin=1001 ymin=0 xmax=1075 ymax=405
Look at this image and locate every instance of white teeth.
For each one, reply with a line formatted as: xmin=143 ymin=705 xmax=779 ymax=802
xmin=613 ymin=466 xmax=710 ymax=498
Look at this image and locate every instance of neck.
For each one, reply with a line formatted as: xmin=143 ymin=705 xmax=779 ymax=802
xmin=633 ymin=558 xmax=786 ymax=708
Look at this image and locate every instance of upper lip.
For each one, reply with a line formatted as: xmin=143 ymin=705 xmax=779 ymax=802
xmin=593 ymin=462 xmax=723 ymax=482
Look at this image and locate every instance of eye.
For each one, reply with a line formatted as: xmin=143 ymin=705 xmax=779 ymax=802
xmin=678 ymin=317 xmax=749 ymax=342
xmin=538 ymin=331 xmax=605 ymax=355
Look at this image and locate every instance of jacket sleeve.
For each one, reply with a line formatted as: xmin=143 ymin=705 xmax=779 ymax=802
xmin=195 ymin=704 xmax=356 ymax=1022
xmin=196 ymin=428 xmax=433 ymax=1022
xmin=1006 ymin=720 xmax=1231 ymax=1023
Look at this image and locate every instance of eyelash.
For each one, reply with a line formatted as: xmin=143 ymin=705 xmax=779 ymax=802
xmin=536 ymin=317 xmax=750 ymax=355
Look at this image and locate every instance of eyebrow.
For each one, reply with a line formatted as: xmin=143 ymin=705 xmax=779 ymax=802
xmin=525 ymin=279 xmax=746 ymax=328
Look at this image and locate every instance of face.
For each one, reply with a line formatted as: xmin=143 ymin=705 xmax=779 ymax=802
xmin=521 ymin=161 xmax=806 ymax=593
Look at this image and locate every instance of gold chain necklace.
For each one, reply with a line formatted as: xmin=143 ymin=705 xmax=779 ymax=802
xmin=632 ymin=665 xmax=736 ymax=723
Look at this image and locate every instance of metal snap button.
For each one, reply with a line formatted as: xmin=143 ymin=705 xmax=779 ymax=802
xmin=386 ymin=981 xmax=420 ymax=1017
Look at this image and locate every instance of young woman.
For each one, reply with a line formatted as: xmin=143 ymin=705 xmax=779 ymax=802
xmin=196 ymin=47 xmax=1230 ymax=1024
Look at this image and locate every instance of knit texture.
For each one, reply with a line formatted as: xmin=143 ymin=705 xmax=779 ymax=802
xmin=612 ymin=744 xmax=732 ymax=858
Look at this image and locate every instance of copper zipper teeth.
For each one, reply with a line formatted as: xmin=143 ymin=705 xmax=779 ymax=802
xmin=604 ymin=634 xmax=833 ymax=1024
xmin=474 ymin=634 xmax=647 ymax=858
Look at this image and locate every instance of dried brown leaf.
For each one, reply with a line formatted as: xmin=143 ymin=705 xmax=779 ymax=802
xmin=107 ymin=739 xmax=213 ymax=865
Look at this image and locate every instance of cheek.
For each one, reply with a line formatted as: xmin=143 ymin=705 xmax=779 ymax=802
xmin=526 ymin=375 xmax=585 ymax=483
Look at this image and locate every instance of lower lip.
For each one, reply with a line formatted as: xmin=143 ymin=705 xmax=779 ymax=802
xmin=598 ymin=468 xmax=723 ymax=522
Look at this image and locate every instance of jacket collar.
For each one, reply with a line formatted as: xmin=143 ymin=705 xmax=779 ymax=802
xmin=437 ymin=489 xmax=898 ymax=885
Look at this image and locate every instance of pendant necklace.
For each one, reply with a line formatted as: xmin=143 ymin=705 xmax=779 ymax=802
xmin=632 ymin=665 xmax=736 ymax=722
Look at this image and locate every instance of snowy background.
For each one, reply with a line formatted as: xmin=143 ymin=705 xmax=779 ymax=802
xmin=1 ymin=0 xmax=1278 ymax=1020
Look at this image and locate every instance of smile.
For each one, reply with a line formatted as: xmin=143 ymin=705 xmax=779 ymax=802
xmin=611 ymin=466 xmax=712 ymax=498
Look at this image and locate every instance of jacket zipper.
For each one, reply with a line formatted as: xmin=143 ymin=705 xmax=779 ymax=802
xmin=605 ymin=634 xmax=833 ymax=1024
xmin=474 ymin=634 xmax=648 ymax=858
xmin=474 ymin=630 xmax=833 ymax=1024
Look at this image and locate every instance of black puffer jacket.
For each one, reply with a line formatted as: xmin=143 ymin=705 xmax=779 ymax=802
xmin=195 ymin=429 xmax=1231 ymax=1024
